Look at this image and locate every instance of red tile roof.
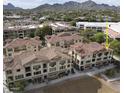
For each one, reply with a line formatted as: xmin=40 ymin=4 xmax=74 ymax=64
xmin=4 ymin=37 xmax=41 ymax=49
xmin=46 ymin=32 xmax=82 ymax=43
xmin=104 ymin=28 xmax=120 ymax=39
xmin=70 ymin=42 xmax=110 ymax=57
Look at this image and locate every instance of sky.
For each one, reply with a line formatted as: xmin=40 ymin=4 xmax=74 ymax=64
xmin=3 ymin=0 xmax=120 ymax=9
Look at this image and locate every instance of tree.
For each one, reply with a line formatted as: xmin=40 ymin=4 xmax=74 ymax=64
xmin=35 ymin=25 xmax=52 ymax=40
xmin=70 ymin=21 xmax=76 ymax=26
xmin=63 ymin=16 xmax=73 ymax=22
xmin=14 ymin=80 xmax=27 ymax=91
xmin=29 ymin=31 xmax=35 ymax=38
xmin=32 ymin=16 xmax=36 ymax=21
xmin=105 ymin=69 xmax=116 ymax=78
xmin=110 ymin=40 xmax=120 ymax=56
xmin=80 ymin=29 xmax=97 ymax=39
xmin=90 ymin=32 xmax=105 ymax=43
xmin=41 ymin=25 xmax=52 ymax=35
xmin=35 ymin=28 xmax=44 ymax=40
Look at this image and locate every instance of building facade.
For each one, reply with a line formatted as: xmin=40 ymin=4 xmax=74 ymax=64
xmin=4 ymin=47 xmax=72 ymax=88
xmin=49 ymin=22 xmax=78 ymax=34
xmin=3 ymin=26 xmax=36 ymax=42
xmin=76 ymin=22 xmax=119 ymax=31
xmin=69 ymin=42 xmax=113 ymax=70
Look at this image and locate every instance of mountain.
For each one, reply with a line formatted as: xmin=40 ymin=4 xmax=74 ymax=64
xmin=3 ymin=3 xmax=22 ymax=10
xmin=33 ymin=0 xmax=119 ymax=12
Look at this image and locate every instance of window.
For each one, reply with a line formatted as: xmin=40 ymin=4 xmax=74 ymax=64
xmin=97 ymin=58 xmax=101 ymax=61
xmin=72 ymin=51 xmax=74 ymax=54
xmin=15 ymin=74 xmax=24 ymax=80
xmin=60 ymin=66 xmax=66 ymax=69
xmin=86 ymin=60 xmax=91 ymax=63
xmin=86 ymin=27 xmax=91 ymax=29
xmin=33 ymin=65 xmax=41 ymax=70
xmin=77 ymin=60 xmax=80 ymax=64
xmin=8 ymin=48 xmax=12 ymax=52
xmin=49 ymin=62 xmax=56 ymax=67
xmin=43 ymin=69 xmax=47 ymax=73
xmin=110 ymin=52 xmax=112 ymax=55
xmin=49 ymin=67 xmax=56 ymax=72
xmin=60 ymin=61 xmax=65 ymax=65
xmin=68 ymin=60 xmax=71 ymax=63
xmin=104 ymin=52 xmax=109 ymax=56
xmin=81 ymin=56 xmax=85 ymax=59
xmin=75 ymin=40 xmax=78 ymax=43
xmin=92 ymin=27 xmax=96 ymax=29
xmin=8 ymin=76 xmax=13 ymax=81
xmin=98 ymin=53 xmax=102 ymax=57
xmin=8 ymin=53 xmax=12 ymax=57
xmin=16 ymin=69 xmax=20 ymax=72
xmin=34 ymin=71 xmax=41 ymax=75
xmin=25 ymin=67 xmax=31 ymax=72
xmin=92 ymin=59 xmax=95 ymax=62
xmin=67 ymin=64 xmax=70 ymax=67
xmin=51 ymin=44 xmax=55 ymax=46
xmin=81 ymin=61 xmax=84 ymax=65
xmin=104 ymin=57 xmax=107 ymax=59
xmin=93 ymin=54 xmax=96 ymax=58
xmin=26 ymin=73 xmax=31 ymax=77
xmin=6 ymin=70 xmax=12 ymax=74
xmin=56 ymin=42 xmax=60 ymax=46
xmin=79 ymin=40 xmax=81 ymax=42
xmin=43 ymin=63 xmax=47 ymax=68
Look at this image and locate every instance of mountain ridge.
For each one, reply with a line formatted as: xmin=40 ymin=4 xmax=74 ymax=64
xmin=3 ymin=0 xmax=119 ymax=12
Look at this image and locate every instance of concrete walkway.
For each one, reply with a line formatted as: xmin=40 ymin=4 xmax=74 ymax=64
xmin=113 ymin=55 xmax=120 ymax=61
xmin=101 ymin=74 xmax=120 ymax=82
xmin=25 ymin=64 xmax=115 ymax=91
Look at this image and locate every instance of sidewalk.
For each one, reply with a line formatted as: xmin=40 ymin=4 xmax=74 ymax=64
xmin=101 ymin=74 xmax=120 ymax=82
xmin=113 ymin=55 xmax=120 ymax=61
xmin=25 ymin=64 xmax=115 ymax=91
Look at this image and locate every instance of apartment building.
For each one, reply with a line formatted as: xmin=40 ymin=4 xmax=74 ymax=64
xmin=45 ymin=32 xmax=83 ymax=48
xmin=76 ymin=22 xmax=118 ymax=31
xmin=4 ymin=47 xmax=72 ymax=87
xmin=3 ymin=26 xmax=36 ymax=43
xmin=4 ymin=36 xmax=42 ymax=58
xmin=69 ymin=42 xmax=113 ymax=70
xmin=3 ymin=24 xmax=44 ymax=45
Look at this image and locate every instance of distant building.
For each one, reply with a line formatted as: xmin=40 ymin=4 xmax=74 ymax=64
xmin=49 ymin=22 xmax=78 ymax=34
xmin=4 ymin=47 xmax=72 ymax=88
xmin=3 ymin=24 xmax=43 ymax=44
xmin=76 ymin=22 xmax=119 ymax=31
xmin=104 ymin=23 xmax=120 ymax=39
xmin=4 ymin=25 xmax=36 ymax=40
xmin=39 ymin=16 xmax=49 ymax=22
xmin=3 ymin=15 xmax=24 ymax=20
xmin=69 ymin=42 xmax=113 ymax=70
xmin=45 ymin=32 xmax=83 ymax=48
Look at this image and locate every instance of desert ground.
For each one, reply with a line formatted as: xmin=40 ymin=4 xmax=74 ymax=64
xmin=24 ymin=75 xmax=119 ymax=93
